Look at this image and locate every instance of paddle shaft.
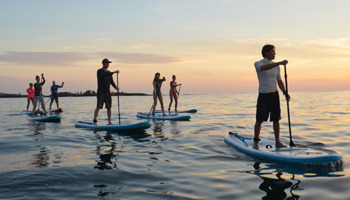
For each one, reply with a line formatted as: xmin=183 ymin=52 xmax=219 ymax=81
xmin=38 ymin=78 xmax=44 ymax=112
xmin=45 ymin=95 xmax=51 ymax=105
xmin=177 ymin=84 xmax=182 ymax=98
xmin=116 ymin=73 xmax=121 ymax=125
xmin=284 ymin=64 xmax=295 ymax=147
xmin=148 ymin=102 xmax=155 ymax=119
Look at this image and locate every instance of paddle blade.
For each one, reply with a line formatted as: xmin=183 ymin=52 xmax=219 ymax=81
xmin=289 ymin=140 xmax=296 ymax=147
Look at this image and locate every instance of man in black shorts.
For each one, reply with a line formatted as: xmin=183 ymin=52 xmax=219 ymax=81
xmin=253 ymin=44 xmax=290 ymax=149
xmin=93 ymin=58 xmax=119 ymax=125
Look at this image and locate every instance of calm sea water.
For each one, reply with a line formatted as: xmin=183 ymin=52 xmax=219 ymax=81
xmin=0 ymin=91 xmax=349 ymax=200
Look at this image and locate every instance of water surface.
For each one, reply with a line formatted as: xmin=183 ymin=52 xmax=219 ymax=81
xmin=0 ymin=91 xmax=349 ymax=199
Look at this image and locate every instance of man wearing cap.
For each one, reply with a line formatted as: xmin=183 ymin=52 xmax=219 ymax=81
xmin=93 ymin=58 xmax=119 ymax=125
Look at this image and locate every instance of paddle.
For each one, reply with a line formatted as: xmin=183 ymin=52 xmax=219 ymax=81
xmin=177 ymin=84 xmax=182 ymax=98
xmin=36 ymin=74 xmax=44 ymax=115
xmin=284 ymin=64 xmax=295 ymax=147
xmin=147 ymin=103 xmax=155 ymax=120
xmin=45 ymin=94 xmax=51 ymax=105
xmin=116 ymin=72 xmax=121 ymax=125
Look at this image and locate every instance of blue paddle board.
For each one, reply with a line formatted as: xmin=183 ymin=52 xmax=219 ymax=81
xmin=27 ymin=115 xmax=61 ymax=122
xmin=224 ymin=132 xmax=342 ymax=164
xmin=21 ymin=110 xmax=44 ymax=115
xmin=137 ymin=112 xmax=191 ymax=120
xmin=75 ymin=121 xmax=151 ymax=131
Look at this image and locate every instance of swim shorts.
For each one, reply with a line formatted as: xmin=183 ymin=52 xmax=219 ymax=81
xmin=256 ymin=91 xmax=281 ymax=122
xmin=96 ymin=92 xmax=112 ymax=109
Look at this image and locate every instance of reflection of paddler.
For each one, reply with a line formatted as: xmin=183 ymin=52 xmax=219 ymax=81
xmin=259 ymin=172 xmax=292 ymax=200
xmin=94 ymin=133 xmax=117 ymax=170
xmin=31 ymin=146 xmax=50 ymax=168
xmin=253 ymin=162 xmax=298 ymax=200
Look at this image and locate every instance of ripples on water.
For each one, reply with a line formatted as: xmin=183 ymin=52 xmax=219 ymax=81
xmin=0 ymin=91 xmax=349 ymax=199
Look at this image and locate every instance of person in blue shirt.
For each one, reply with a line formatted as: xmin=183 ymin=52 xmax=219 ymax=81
xmin=50 ymin=81 xmax=64 ymax=110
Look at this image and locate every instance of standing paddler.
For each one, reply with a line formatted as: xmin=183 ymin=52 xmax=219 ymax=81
xmin=32 ymin=74 xmax=47 ymax=116
xmin=152 ymin=72 xmax=166 ymax=116
xmin=253 ymin=44 xmax=290 ymax=149
xmin=26 ymin=83 xmax=35 ymax=111
xmin=49 ymin=81 xmax=64 ymax=110
xmin=168 ymin=75 xmax=181 ymax=112
xmin=93 ymin=58 xmax=119 ymax=125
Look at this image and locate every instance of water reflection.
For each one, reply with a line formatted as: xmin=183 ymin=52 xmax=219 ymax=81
xmin=31 ymin=146 xmax=50 ymax=168
xmin=93 ymin=184 xmax=123 ymax=197
xmin=28 ymin=121 xmax=46 ymax=135
xmin=170 ymin=121 xmax=180 ymax=135
xmin=28 ymin=121 xmax=50 ymax=168
xmin=247 ymin=161 xmax=344 ymax=200
xmin=152 ymin=121 xmax=166 ymax=140
xmin=94 ymin=133 xmax=119 ymax=170
xmin=253 ymin=162 xmax=301 ymax=200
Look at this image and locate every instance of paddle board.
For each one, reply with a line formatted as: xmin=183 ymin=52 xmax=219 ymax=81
xmin=49 ymin=108 xmax=63 ymax=113
xmin=75 ymin=121 xmax=151 ymax=131
xmin=137 ymin=112 xmax=191 ymax=120
xmin=21 ymin=110 xmax=44 ymax=115
xmin=155 ymin=109 xmax=197 ymax=113
xmin=224 ymin=132 xmax=342 ymax=164
xmin=27 ymin=115 xmax=61 ymax=122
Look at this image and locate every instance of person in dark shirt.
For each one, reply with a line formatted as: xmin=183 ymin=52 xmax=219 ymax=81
xmin=32 ymin=74 xmax=47 ymax=116
xmin=49 ymin=81 xmax=64 ymax=110
xmin=93 ymin=58 xmax=119 ymax=125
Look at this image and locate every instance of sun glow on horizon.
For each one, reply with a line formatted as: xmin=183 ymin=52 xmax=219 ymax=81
xmin=1 ymin=1 xmax=350 ymax=94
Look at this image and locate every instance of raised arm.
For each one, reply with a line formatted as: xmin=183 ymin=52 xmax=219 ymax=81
xmin=260 ymin=60 xmax=288 ymax=70
xmin=41 ymin=74 xmax=45 ymax=85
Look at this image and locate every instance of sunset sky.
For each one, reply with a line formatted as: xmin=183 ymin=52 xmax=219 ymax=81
xmin=1 ymin=0 xmax=349 ymax=94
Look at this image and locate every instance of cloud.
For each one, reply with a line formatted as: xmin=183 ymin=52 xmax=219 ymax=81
xmin=0 ymin=52 xmax=90 ymax=66
xmin=98 ymin=52 xmax=181 ymax=64
xmin=233 ymin=37 xmax=350 ymax=59
xmin=0 ymin=51 xmax=181 ymax=66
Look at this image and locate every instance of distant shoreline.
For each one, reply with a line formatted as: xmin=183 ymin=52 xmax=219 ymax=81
xmin=0 ymin=91 xmax=150 ymax=98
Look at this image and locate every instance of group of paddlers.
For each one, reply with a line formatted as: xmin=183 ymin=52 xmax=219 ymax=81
xmin=26 ymin=74 xmax=64 ymax=117
xmin=26 ymin=44 xmax=290 ymax=150
xmin=92 ymin=59 xmax=181 ymax=125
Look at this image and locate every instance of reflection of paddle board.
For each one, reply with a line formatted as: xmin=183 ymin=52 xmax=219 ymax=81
xmin=137 ymin=112 xmax=191 ymax=120
xmin=155 ymin=109 xmax=198 ymax=113
xmin=75 ymin=121 xmax=151 ymax=131
xmin=27 ymin=115 xmax=61 ymax=122
xmin=224 ymin=132 xmax=342 ymax=164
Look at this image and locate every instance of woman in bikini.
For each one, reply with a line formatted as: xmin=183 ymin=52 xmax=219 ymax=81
xmin=152 ymin=72 xmax=166 ymax=116
xmin=32 ymin=74 xmax=47 ymax=117
xmin=168 ymin=75 xmax=181 ymax=112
